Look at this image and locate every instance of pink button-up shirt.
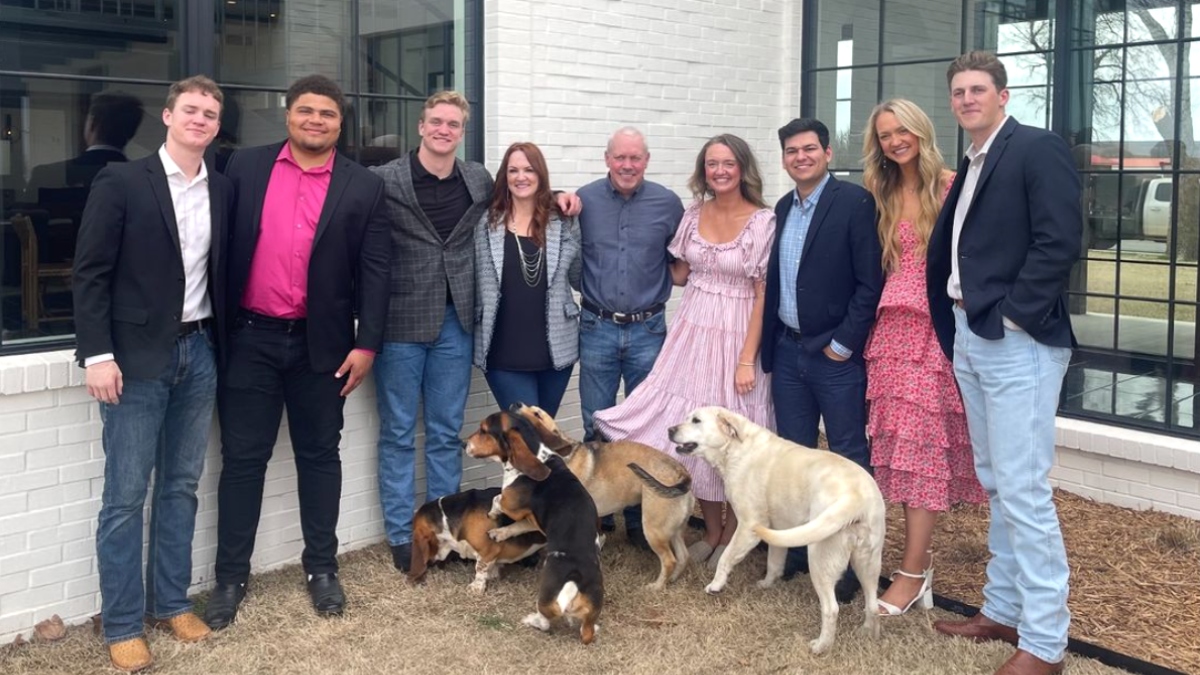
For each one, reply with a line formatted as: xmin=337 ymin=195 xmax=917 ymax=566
xmin=241 ymin=144 xmax=334 ymax=319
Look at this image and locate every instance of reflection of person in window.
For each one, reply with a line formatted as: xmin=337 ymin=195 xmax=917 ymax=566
xmin=24 ymin=92 xmax=144 ymax=196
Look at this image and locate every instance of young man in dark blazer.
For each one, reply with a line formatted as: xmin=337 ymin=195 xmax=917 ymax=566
xmin=73 ymin=75 xmax=230 ymax=672
xmin=204 ymin=75 xmax=391 ymax=628
xmin=761 ymin=117 xmax=883 ymax=596
xmin=927 ymin=52 xmax=1080 ymax=675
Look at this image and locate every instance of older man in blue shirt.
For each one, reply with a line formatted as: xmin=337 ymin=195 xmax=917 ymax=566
xmin=577 ymin=127 xmax=684 ymax=546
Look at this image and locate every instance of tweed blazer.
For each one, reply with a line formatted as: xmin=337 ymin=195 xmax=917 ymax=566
xmin=371 ymin=155 xmax=494 ymax=342
xmin=474 ymin=213 xmax=582 ymax=371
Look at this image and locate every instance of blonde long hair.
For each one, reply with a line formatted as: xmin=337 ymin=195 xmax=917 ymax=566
xmin=862 ymin=99 xmax=947 ymax=273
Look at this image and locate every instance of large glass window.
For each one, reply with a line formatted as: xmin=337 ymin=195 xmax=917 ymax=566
xmin=0 ymin=0 xmax=482 ymax=352
xmin=802 ymin=0 xmax=1200 ymax=437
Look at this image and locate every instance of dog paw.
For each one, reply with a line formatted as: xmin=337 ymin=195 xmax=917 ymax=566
xmin=522 ymin=613 xmax=550 ymax=631
xmin=756 ymin=578 xmax=777 ymax=590
xmin=488 ymin=528 xmax=509 ymax=542
xmin=809 ymin=638 xmax=832 ymax=655
xmin=469 ymin=579 xmax=487 ymax=593
xmin=704 ymin=582 xmax=724 ymax=595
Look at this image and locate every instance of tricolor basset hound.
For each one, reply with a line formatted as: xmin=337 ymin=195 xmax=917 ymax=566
xmin=464 ymin=410 xmax=604 ymax=644
xmin=408 ymin=488 xmax=545 ymax=592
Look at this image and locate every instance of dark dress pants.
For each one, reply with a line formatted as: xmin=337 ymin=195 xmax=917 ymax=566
xmin=215 ymin=319 xmax=347 ymax=583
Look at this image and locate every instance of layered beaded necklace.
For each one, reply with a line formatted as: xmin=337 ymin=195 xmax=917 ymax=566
xmin=507 ymin=221 xmax=544 ymax=287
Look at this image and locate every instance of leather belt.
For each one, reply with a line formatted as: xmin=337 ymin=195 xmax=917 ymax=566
xmin=582 ymin=299 xmax=665 ymax=325
xmin=781 ymin=325 xmax=803 ymax=341
xmin=237 ymin=309 xmax=307 ymax=332
xmin=179 ymin=319 xmax=209 ymax=336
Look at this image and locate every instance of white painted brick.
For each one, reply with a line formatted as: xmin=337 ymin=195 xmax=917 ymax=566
xmin=64 ymin=574 xmax=101 ymax=599
xmin=1058 ymin=450 xmax=1104 ymax=475
xmin=0 ymin=547 xmax=63 ymax=576
xmin=0 ymin=571 xmax=30 ymax=595
xmin=5 ymin=429 xmax=58 ymax=454
xmin=1158 ymin=504 xmax=1200 ymax=520
xmin=59 ymin=459 xmax=105 ymax=485
xmin=1148 ymin=468 xmax=1200 ymax=493
xmin=0 ymin=468 xmax=57 ymax=497
xmin=0 ymin=493 xmax=28 ymax=518
xmin=45 ymin=359 xmax=70 ymax=390
xmin=1048 ymin=466 xmax=1084 ymax=486
xmin=29 ymin=558 xmax=93 ymax=587
xmin=1100 ymin=493 xmax=1154 ymax=511
xmin=28 ymin=403 xmax=89 ymax=430
xmin=0 ymin=611 xmax=34 ymax=641
xmin=1127 ymin=482 xmax=1177 ymax=505
xmin=54 ymin=385 xmax=96 ymax=406
xmin=28 ymin=480 xmax=92 ymax=511
xmin=26 ymin=443 xmax=90 ymax=470
xmin=22 ymin=362 xmax=47 ymax=392
xmin=1101 ymin=461 xmax=1149 ymax=484
xmin=0 ymin=412 xmax=26 ymax=435
xmin=0 ymin=390 xmax=56 ymax=412
xmin=1082 ymin=473 xmax=1129 ymax=494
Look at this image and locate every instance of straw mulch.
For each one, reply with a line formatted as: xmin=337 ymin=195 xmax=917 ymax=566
xmin=900 ymin=490 xmax=1200 ymax=674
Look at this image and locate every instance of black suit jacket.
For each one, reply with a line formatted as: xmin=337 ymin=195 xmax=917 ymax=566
xmin=27 ymin=148 xmax=128 ymax=195
xmin=762 ymin=175 xmax=882 ymax=371
xmin=926 ymin=117 xmax=1081 ymax=360
xmin=223 ymin=142 xmax=391 ymax=373
xmin=73 ymin=153 xmax=232 ymax=378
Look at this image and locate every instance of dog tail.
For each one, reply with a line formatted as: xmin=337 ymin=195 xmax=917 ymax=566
xmin=627 ymin=463 xmax=691 ymax=498
xmin=752 ymin=498 xmax=861 ymax=548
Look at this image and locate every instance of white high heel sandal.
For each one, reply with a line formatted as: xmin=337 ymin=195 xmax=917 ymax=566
xmin=877 ymin=568 xmax=934 ymax=616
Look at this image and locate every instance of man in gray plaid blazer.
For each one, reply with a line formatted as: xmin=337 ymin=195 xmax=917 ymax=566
xmin=370 ymin=92 xmax=490 ymax=572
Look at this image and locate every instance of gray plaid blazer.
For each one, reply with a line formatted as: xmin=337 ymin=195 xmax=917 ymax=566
xmin=474 ymin=213 xmax=582 ymax=371
xmin=371 ymin=156 xmax=493 ymax=342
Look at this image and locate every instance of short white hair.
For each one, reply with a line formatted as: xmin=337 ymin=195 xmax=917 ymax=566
xmin=606 ymin=126 xmax=648 ymax=155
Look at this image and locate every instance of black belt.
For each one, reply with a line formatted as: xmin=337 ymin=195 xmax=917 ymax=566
xmin=582 ymin=299 xmax=665 ymax=325
xmin=237 ymin=309 xmax=307 ymax=333
xmin=781 ymin=325 xmax=803 ymax=341
xmin=954 ymin=298 xmax=966 ymax=309
xmin=179 ymin=319 xmax=210 ymax=336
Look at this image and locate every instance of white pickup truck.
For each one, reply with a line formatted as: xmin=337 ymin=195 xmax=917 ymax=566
xmin=1087 ymin=175 xmax=1174 ymax=246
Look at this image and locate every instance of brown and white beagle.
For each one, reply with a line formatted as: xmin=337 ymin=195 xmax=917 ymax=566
xmin=408 ymin=488 xmax=545 ymax=592
xmin=464 ymin=410 xmax=605 ymax=645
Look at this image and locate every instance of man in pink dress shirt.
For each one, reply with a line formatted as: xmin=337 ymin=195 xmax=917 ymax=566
xmin=204 ymin=75 xmax=391 ymax=628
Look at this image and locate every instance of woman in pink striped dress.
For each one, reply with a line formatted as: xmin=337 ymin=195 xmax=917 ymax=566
xmin=595 ymin=134 xmax=776 ymax=567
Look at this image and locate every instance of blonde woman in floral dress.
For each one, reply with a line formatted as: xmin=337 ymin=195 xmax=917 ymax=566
xmin=862 ymin=99 xmax=986 ymax=615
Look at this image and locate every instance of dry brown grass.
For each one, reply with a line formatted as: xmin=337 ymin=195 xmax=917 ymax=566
xmin=2 ymin=526 xmax=1138 ymax=675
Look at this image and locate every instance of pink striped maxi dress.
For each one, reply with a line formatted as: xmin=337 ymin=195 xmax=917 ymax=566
xmin=594 ymin=203 xmax=777 ymax=502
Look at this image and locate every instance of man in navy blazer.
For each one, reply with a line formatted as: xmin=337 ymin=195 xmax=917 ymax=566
xmin=762 ymin=118 xmax=883 ymax=595
xmin=926 ymin=52 xmax=1079 ymax=675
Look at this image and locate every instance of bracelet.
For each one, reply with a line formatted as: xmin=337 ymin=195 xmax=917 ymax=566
xmin=738 ymin=361 xmax=754 ymax=367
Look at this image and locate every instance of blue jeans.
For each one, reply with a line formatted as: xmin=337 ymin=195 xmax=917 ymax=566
xmin=578 ymin=308 xmax=666 ymax=441
xmin=95 ymin=330 xmax=216 ymax=644
xmin=952 ymin=305 xmax=1071 ymax=664
xmin=484 ymin=365 xmax=575 ymax=417
xmin=375 ymin=305 xmax=472 ymax=547
xmin=768 ymin=330 xmax=870 ymax=471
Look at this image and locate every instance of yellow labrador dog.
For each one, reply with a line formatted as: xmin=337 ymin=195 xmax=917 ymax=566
xmin=667 ymin=406 xmax=885 ymax=654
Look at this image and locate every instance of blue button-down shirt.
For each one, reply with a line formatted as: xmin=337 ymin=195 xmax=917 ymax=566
xmin=777 ymin=173 xmax=851 ymax=357
xmin=577 ymin=176 xmax=685 ymax=313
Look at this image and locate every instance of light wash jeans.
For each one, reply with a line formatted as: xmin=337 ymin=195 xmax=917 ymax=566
xmin=952 ymin=305 xmax=1071 ymax=664
xmin=374 ymin=306 xmax=472 ymax=547
xmin=96 ymin=330 xmax=216 ymax=644
xmin=577 ymin=308 xmax=666 ymax=441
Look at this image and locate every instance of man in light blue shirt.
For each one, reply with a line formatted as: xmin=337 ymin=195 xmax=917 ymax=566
xmin=577 ymin=127 xmax=684 ymax=547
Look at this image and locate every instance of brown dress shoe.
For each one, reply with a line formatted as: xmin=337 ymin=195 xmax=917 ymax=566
xmin=995 ymin=649 xmax=1065 ymax=674
xmin=934 ymin=612 xmax=1019 ymax=646
xmin=108 ymin=637 xmax=153 ymax=673
xmin=151 ymin=612 xmax=212 ymax=642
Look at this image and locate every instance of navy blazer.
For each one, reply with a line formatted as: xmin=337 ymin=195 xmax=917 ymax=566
xmin=762 ymin=174 xmax=883 ymax=371
xmin=926 ymin=117 xmax=1081 ymax=360
xmin=224 ymin=142 xmax=391 ymax=373
xmin=73 ymin=154 xmax=232 ymax=378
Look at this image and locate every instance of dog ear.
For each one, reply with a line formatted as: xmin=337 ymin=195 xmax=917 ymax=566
xmin=407 ymin=525 xmax=433 ymax=583
xmin=717 ymin=411 xmax=741 ymax=442
xmin=502 ymin=425 xmax=552 ymax=481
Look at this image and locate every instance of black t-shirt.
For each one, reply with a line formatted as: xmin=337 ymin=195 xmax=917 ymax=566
xmin=488 ymin=231 xmax=552 ymax=371
xmin=410 ymin=150 xmax=471 ymax=242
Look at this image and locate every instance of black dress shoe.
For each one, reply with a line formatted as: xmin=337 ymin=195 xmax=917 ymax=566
xmin=781 ymin=547 xmax=809 ymax=581
xmin=306 ymin=573 xmax=345 ymax=616
xmin=203 ymin=582 xmax=247 ymax=630
xmin=626 ymin=528 xmax=651 ymax=551
xmin=834 ymin=568 xmax=862 ymax=604
xmin=390 ymin=543 xmax=413 ymax=573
